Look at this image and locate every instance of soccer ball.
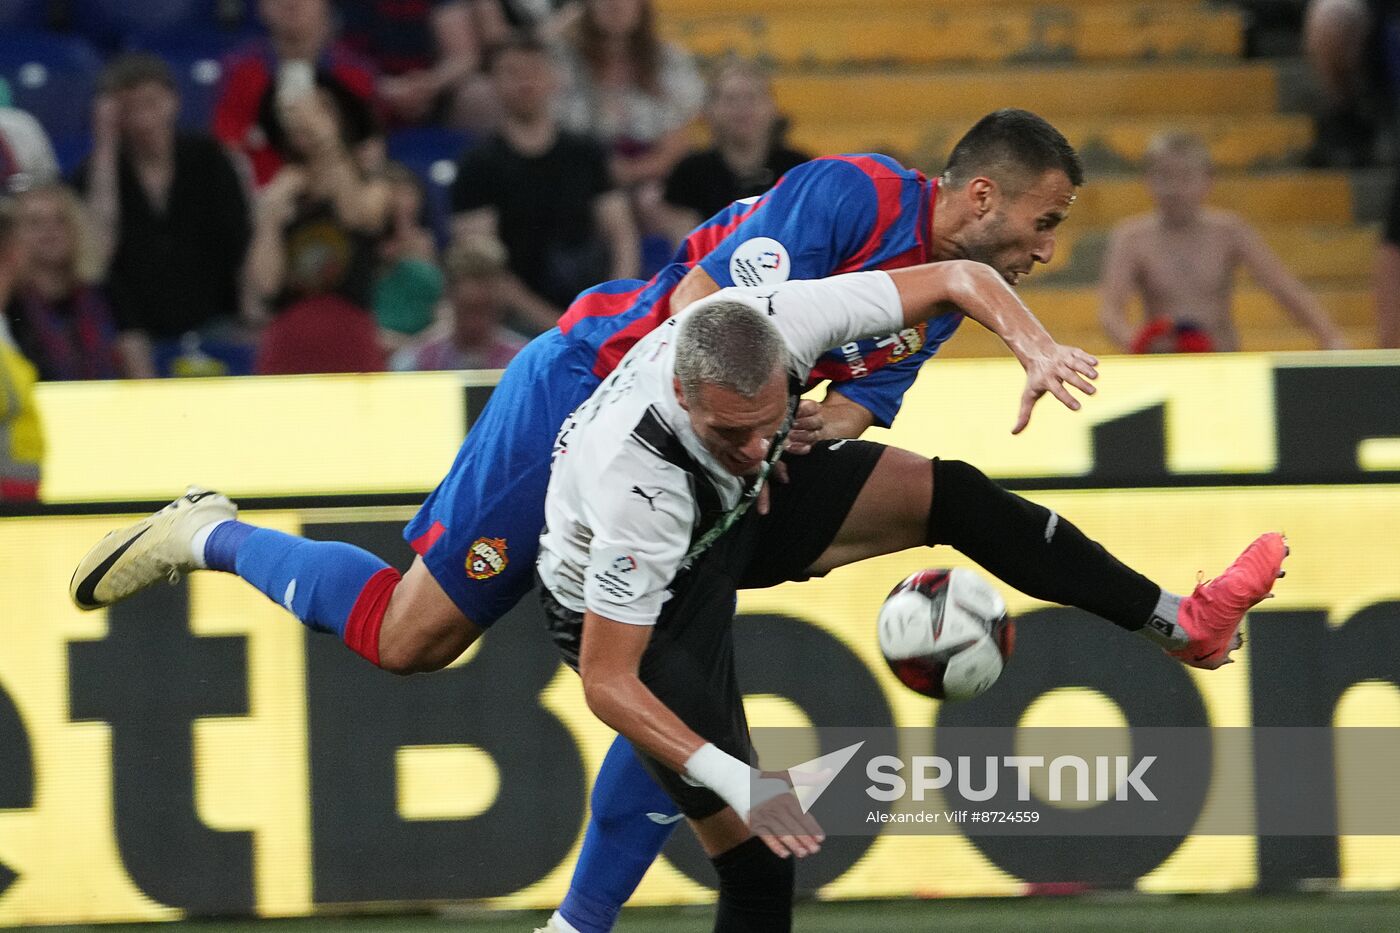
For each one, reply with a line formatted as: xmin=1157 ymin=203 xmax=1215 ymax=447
xmin=877 ymin=568 xmax=1015 ymax=701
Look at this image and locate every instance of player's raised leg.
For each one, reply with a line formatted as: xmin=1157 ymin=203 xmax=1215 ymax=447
xmin=68 ymin=486 xmax=479 ymax=671
xmin=68 ymin=329 xmax=603 ymax=672
xmin=803 ymin=445 xmax=1287 ymax=668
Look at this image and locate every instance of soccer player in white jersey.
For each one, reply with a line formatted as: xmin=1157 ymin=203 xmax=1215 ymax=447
xmin=535 ymin=261 xmax=1286 ymax=931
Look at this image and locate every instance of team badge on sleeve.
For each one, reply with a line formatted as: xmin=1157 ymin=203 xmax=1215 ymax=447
xmin=466 ymin=537 xmax=509 ymax=580
xmin=729 ymin=237 xmax=791 ymax=287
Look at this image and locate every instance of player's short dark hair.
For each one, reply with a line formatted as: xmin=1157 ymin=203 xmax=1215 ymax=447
xmin=943 ymin=109 xmax=1084 ymax=192
xmin=485 ymin=32 xmax=553 ymax=73
xmin=100 ymin=52 xmax=176 ymax=94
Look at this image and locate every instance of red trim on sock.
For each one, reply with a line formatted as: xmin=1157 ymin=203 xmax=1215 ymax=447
xmin=410 ymin=520 xmax=446 ymax=555
xmin=344 ymin=567 xmax=401 ymax=667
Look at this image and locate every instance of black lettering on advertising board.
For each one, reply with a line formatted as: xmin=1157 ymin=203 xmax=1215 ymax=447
xmin=0 ymin=682 xmax=33 ymax=896
xmin=67 ymin=580 xmax=254 ymax=914
xmin=303 ymin=521 xmax=586 ymax=903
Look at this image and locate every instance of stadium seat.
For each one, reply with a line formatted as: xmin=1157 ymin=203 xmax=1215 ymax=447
xmin=667 ymin=4 xmax=1244 ymax=67
xmin=386 ymin=126 xmax=476 ymax=247
xmin=50 ymin=133 xmax=93 ymax=178
xmin=0 ymin=32 xmax=103 ymax=139
xmin=0 ymin=0 xmax=53 ymax=31
xmin=786 ymin=114 xmax=1313 ymax=173
xmin=70 ymin=0 xmax=248 ymax=49
xmin=129 ymin=26 xmax=263 ymax=130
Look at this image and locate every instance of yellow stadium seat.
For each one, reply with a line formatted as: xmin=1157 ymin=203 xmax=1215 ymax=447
xmin=786 ymin=115 xmax=1312 ymax=172
xmin=666 ymin=5 xmax=1243 ymax=67
xmin=772 ymin=64 xmax=1280 ymax=123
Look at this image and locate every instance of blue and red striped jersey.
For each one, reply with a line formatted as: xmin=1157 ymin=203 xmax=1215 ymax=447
xmin=557 ymin=154 xmax=964 ymax=427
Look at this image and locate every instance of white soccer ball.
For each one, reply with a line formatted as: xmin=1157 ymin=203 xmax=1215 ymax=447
xmin=877 ymin=567 xmax=1015 ymax=701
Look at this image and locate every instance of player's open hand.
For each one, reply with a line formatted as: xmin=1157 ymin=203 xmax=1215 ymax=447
xmin=748 ymin=771 xmax=825 ymax=858
xmin=785 ymin=399 xmax=824 ymax=456
xmin=1014 ymin=343 xmax=1099 ymax=434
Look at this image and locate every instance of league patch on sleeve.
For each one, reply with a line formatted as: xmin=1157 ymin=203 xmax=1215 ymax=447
xmin=590 ymin=549 xmax=644 ymax=603
xmin=729 ymin=237 xmax=791 ymax=287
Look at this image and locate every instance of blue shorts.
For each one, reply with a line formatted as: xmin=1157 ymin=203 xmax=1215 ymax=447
xmin=403 ymin=329 xmax=601 ymax=627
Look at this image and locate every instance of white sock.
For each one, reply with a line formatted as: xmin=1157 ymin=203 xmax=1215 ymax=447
xmin=547 ymin=911 xmax=582 ymax=933
xmin=1138 ymin=591 xmax=1188 ymax=649
xmin=189 ymin=520 xmax=232 ymax=570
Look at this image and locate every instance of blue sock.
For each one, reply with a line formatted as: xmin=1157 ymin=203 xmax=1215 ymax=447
xmin=204 ymin=521 xmax=390 ymax=639
xmin=559 ymin=736 xmax=681 ymax=933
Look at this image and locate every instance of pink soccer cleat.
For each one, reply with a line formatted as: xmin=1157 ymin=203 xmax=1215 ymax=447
xmin=1171 ymin=533 xmax=1288 ymax=670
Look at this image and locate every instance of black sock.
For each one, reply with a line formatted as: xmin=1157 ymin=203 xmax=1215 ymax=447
xmin=927 ymin=459 xmax=1159 ymax=631
xmin=710 ymin=836 xmax=794 ymax=933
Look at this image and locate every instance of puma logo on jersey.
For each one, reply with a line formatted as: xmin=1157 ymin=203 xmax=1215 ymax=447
xmin=631 ymin=486 xmax=664 ymax=510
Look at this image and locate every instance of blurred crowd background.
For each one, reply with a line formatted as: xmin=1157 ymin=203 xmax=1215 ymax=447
xmin=0 ymin=0 xmax=1396 ymax=499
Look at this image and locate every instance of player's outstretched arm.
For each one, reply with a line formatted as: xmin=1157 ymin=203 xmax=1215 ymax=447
xmin=578 ymin=610 xmax=824 ymax=858
xmin=886 ymin=261 xmax=1100 ymax=434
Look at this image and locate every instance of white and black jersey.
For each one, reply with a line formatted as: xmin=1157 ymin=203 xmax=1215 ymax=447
xmin=535 ymin=269 xmax=905 ymax=629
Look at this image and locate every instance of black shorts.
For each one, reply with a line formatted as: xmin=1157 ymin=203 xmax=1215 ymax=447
xmin=539 ymin=438 xmax=888 ymax=819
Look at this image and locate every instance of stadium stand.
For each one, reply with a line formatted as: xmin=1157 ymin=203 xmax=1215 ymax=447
xmin=0 ymin=0 xmax=1382 ymax=365
xmin=127 ymin=24 xmax=265 ymax=132
xmin=0 ymin=0 xmax=55 ymax=32
xmin=385 ymin=124 xmax=475 ymax=247
xmin=655 ymin=0 xmax=1381 ymax=357
xmin=0 ymin=31 xmax=102 ymax=141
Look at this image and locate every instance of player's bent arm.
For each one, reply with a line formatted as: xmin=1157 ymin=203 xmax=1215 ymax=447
xmin=578 ymin=610 xmax=750 ymax=817
xmin=817 ymin=389 xmax=877 ymax=439
xmin=578 ymin=611 xmax=706 ymax=771
xmin=886 ymin=261 xmax=1100 ymax=432
xmin=888 ymin=260 xmax=1055 ymax=358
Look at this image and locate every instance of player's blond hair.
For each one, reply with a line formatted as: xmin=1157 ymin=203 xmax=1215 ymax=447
xmin=674 ymin=298 xmax=787 ymax=401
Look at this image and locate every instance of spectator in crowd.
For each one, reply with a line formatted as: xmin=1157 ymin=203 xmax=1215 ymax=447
xmin=1384 ymin=177 xmax=1400 ymax=349
xmin=214 ymin=0 xmax=380 ymax=186
xmin=0 ymin=199 xmax=43 ymax=502
xmin=1099 ymin=132 xmax=1346 ymax=353
xmin=336 ymin=0 xmax=509 ymax=128
xmin=0 ymin=79 xmax=59 ymax=195
xmin=375 ymin=162 xmax=445 ymax=348
xmin=6 ymin=185 xmax=130 ymax=381
xmin=555 ymin=0 xmax=704 ymax=190
xmin=1305 ymin=0 xmax=1400 ymax=347
xmin=661 ymin=58 xmax=808 ymax=241
xmin=391 ymin=234 xmax=526 ymax=370
xmin=452 ymin=34 xmax=639 ymax=333
xmin=1302 ymin=0 xmax=1398 ymax=167
xmin=81 ymin=54 xmax=251 ymax=378
xmin=249 ymin=85 xmax=391 ymax=374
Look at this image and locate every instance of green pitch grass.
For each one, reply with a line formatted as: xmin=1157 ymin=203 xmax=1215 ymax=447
xmin=17 ymin=894 xmax=1400 ymax=933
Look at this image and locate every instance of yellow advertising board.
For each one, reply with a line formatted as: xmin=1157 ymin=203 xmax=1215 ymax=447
xmin=2 ymin=354 xmax=1399 ymax=924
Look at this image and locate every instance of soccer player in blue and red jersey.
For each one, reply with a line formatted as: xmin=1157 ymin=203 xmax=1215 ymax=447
xmin=71 ymin=110 xmax=1245 ymax=930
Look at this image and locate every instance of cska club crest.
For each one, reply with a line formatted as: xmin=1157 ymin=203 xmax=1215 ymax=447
xmin=466 ymin=537 xmax=508 ymax=580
